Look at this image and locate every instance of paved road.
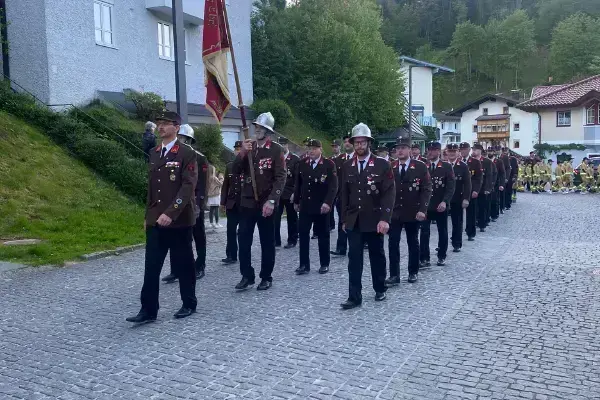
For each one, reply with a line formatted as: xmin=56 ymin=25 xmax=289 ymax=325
xmin=1 ymin=193 xmax=600 ymax=399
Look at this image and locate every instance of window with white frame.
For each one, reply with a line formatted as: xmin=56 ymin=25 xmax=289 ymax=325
xmin=557 ymin=110 xmax=571 ymax=127
xmin=441 ymin=122 xmax=445 ymax=129
xmin=483 ymin=108 xmax=488 ymax=115
xmin=94 ymin=1 xmax=114 ymax=46
xmin=586 ymin=104 xmax=597 ymax=125
xmin=514 ymin=140 xmax=520 ymax=149
xmin=513 ymin=123 xmax=520 ymax=131
xmin=158 ymin=22 xmax=173 ymax=59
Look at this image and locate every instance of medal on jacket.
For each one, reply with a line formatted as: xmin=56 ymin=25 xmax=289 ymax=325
xmin=170 ymin=170 xmax=176 ymax=181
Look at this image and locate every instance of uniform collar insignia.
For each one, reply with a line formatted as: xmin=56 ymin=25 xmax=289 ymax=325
xmin=171 ymin=144 xmax=180 ymax=154
xmin=155 ymin=145 xmax=161 ymax=152
xmin=351 ymin=156 xmax=357 ymax=167
xmin=265 ymin=138 xmax=272 ymax=149
xmin=368 ymin=158 xmax=375 ymax=167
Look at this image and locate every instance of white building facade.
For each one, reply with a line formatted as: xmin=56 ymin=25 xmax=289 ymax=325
xmin=434 ymin=113 xmax=461 ymax=144
xmin=447 ymin=94 xmax=538 ymax=155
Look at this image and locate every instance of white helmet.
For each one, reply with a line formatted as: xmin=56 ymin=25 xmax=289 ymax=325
xmin=178 ymin=124 xmax=195 ymax=143
xmin=252 ymin=112 xmax=275 ymax=133
xmin=350 ymin=123 xmax=372 ymax=143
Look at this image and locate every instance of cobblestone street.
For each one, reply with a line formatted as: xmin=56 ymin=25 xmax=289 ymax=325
xmin=1 ymin=193 xmax=600 ymax=399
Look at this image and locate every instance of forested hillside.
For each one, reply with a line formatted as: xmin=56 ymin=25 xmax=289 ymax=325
xmin=379 ymin=0 xmax=600 ymax=111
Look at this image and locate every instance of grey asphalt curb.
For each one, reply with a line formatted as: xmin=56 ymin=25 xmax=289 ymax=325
xmin=80 ymin=243 xmax=146 ymax=261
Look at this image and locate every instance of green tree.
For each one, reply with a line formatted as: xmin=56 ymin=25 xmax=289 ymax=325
xmin=497 ymin=10 xmax=536 ymax=90
xmin=549 ymin=13 xmax=600 ymax=83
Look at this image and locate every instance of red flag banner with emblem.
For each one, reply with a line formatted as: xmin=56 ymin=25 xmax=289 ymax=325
xmin=202 ymin=0 xmax=231 ymax=123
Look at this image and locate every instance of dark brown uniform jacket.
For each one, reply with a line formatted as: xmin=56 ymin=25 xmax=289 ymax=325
xmin=390 ymin=159 xmax=432 ymax=222
xmin=333 ymin=153 xmax=352 ymax=197
xmin=193 ymin=149 xmax=209 ymax=209
xmin=294 ymin=156 xmax=338 ymax=214
xmin=341 ymin=155 xmax=395 ymax=232
xmin=282 ymin=152 xmax=300 ymax=200
xmin=450 ymin=160 xmax=472 ymax=204
xmin=509 ymin=156 xmax=519 ymax=180
xmin=501 ymin=154 xmax=511 ymax=183
xmin=480 ymin=157 xmax=495 ymax=193
xmin=425 ymin=160 xmax=455 ymax=211
xmin=146 ymin=140 xmax=198 ymax=228
xmin=493 ymin=158 xmax=506 ymax=188
xmin=465 ymin=156 xmax=483 ymax=194
xmin=220 ymin=161 xmax=242 ymax=210
xmin=233 ymin=138 xmax=286 ymax=209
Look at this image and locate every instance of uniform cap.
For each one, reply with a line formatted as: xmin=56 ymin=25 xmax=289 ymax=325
xmin=396 ymin=137 xmax=411 ymax=147
xmin=278 ymin=136 xmax=289 ymax=144
xmin=411 ymin=143 xmax=420 ymax=149
xmin=234 ymin=141 xmax=243 ymax=148
xmin=350 ymin=123 xmax=372 ymax=142
xmin=332 ymin=139 xmax=342 ymax=146
xmin=501 ymin=147 xmax=509 ymax=152
xmin=303 ymin=137 xmax=312 ymax=145
xmin=252 ymin=112 xmax=275 ymax=132
xmin=472 ymin=143 xmax=484 ymax=150
xmin=446 ymin=143 xmax=459 ymax=151
xmin=428 ymin=142 xmax=442 ymax=150
xmin=459 ymin=142 xmax=470 ymax=149
xmin=377 ymin=146 xmax=388 ymax=152
xmin=306 ymin=139 xmax=322 ymax=148
xmin=156 ymin=111 xmax=182 ymax=125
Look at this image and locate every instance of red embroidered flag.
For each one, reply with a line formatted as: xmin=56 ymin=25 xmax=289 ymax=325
xmin=202 ymin=0 xmax=231 ymax=122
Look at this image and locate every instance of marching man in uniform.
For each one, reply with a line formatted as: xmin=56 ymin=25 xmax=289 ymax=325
xmin=220 ymin=141 xmax=243 ymax=265
xmin=127 ymin=112 xmax=198 ymax=323
xmin=386 ymin=137 xmax=431 ymax=285
xmin=331 ymin=135 xmax=354 ymax=257
xmin=475 ymin=144 xmax=493 ymax=232
xmin=411 ymin=143 xmax=425 ymax=161
xmin=460 ymin=142 xmax=482 ymax=241
xmin=233 ymin=112 xmax=286 ymax=291
xmin=340 ymin=123 xmax=395 ymax=309
xmin=274 ymin=137 xmax=299 ymax=249
xmin=293 ymin=139 xmax=338 ymax=275
xmin=447 ymin=144 xmax=471 ymax=253
xmin=419 ymin=142 xmax=455 ymax=267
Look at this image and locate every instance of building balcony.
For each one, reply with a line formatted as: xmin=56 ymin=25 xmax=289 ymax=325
xmin=416 ymin=115 xmax=437 ymax=127
xmin=146 ymin=0 xmax=204 ymax=25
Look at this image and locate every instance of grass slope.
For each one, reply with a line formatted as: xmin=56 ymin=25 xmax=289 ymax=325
xmin=278 ymin=116 xmax=334 ymax=157
xmin=0 ymin=111 xmax=145 ymax=266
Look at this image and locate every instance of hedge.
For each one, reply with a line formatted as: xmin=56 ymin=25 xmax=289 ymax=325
xmin=0 ymin=84 xmax=147 ymax=203
xmin=252 ymin=98 xmax=293 ymax=128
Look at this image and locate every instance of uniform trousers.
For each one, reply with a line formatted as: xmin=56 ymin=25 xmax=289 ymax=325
xmin=505 ymin=179 xmax=514 ymax=209
xmin=274 ymin=198 xmax=298 ymax=246
xmin=420 ymin=209 xmax=449 ymax=261
xmin=169 ymin=211 xmax=205 ymax=276
xmin=465 ymin=198 xmax=478 ymax=238
xmin=141 ymin=226 xmax=197 ymax=314
xmin=334 ymin=199 xmax=348 ymax=254
xmin=499 ymin=185 xmax=506 ymax=210
xmin=490 ymin=189 xmax=500 ymax=220
xmin=347 ymin=227 xmax=387 ymax=303
xmin=450 ymin=203 xmax=464 ymax=249
xmin=388 ymin=220 xmax=420 ymax=276
xmin=238 ymin=206 xmax=275 ymax=282
xmin=299 ymin=211 xmax=330 ymax=269
xmin=225 ymin=207 xmax=240 ymax=260
xmin=329 ymin=205 xmax=336 ymax=230
xmin=477 ymin=194 xmax=489 ymax=229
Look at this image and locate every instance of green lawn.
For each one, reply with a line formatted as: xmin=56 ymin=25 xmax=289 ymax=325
xmin=278 ymin=115 xmax=334 ymax=157
xmin=0 ymin=111 xmax=146 ymax=266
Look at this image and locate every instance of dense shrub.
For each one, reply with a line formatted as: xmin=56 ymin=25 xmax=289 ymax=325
xmin=193 ymin=124 xmax=224 ymax=167
xmin=252 ymin=99 xmax=293 ymax=128
xmin=125 ymin=91 xmax=165 ymax=121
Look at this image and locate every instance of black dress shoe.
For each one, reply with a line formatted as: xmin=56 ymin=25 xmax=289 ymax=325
xmin=235 ymin=277 xmax=255 ymax=290
xmin=375 ymin=292 xmax=386 ymax=301
xmin=162 ymin=273 xmax=177 ymax=284
xmin=437 ymin=258 xmax=446 ymax=266
xmin=295 ymin=266 xmax=309 ymax=275
xmin=480 ymin=228 xmax=486 ymax=232
xmin=330 ymin=250 xmax=346 ymax=256
xmin=467 ymin=237 xmax=475 ymax=241
xmin=453 ymin=247 xmax=461 ymax=253
xmin=491 ymin=218 xmax=497 ymax=222
xmin=284 ymin=243 xmax=297 ymax=249
xmin=195 ymin=270 xmax=205 ymax=280
xmin=435 ymin=247 xmax=439 ymax=252
xmin=275 ymin=243 xmax=282 ymax=248
xmin=408 ymin=273 xmax=418 ymax=283
xmin=385 ymin=276 xmax=400 ymax=287
xmin=311 ymin=235 xmax=318 ymax=240
xmin=419 ymin=260 xmax=431 ymax=269
xmin=174 ymin=307 xmax=195 ymax=319
xmin=221 ymin=257 xmax=237 ymax=264
xmin=257 ymin=280 xmax=272 ymax=290
xmin=364 ymin=243 xmax=369 ymax=249
xmin=318 ymin=266 xmax=329 ymax=274
xmin=126 ymin=310 xmax=157 ymax=324
xmin=340 ymin=299 xmax=361 ymax=309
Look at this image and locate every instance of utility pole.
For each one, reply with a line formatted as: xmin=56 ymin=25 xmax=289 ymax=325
xmin=0 ymin=0 xmax=10 ymax=79
xmin=408 ymin=65 xmax=413 ymax=147
xmin=172 ymin=0 xmax=188 ymax=123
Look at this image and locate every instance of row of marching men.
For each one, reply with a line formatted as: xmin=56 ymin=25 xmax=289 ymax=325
xmin=127 ymin=110 xmax=518 ymax=323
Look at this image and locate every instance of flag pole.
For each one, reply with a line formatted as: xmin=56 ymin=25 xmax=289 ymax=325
xmin=221 ymin=0 xmax=258 ymax=202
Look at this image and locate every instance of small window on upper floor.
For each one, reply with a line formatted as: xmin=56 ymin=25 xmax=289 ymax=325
xmin=441 ymin=122 xmax=445 ymax=130
xmin=514 ymin=140 xmax=520 ymax=149
xmin=557 ymin=110 xmax=571 ymax=127
xmin=473 ymin=125 xmax=478 ymax=133
xmin=94 ymin=1 xmax=114 ymax=46
xmin=513 ymin=123 xmax=520 ymax=131
xmin=503 ymin=107 xmax=509 ymax=114
xmin=586 ymin=104 xmax=597 ymax=125
xmin=483 ymin=108 xmax=488 ymax=115
xmin=158 ymin=22 xmax=173 ymax=60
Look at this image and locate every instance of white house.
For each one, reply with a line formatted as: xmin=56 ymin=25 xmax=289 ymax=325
xmin=434 ymin=113 xmax=461 ymax=144
xmin=446 ymin=94 xmax=538 ymax=155
xmin=4 ymin=0 xmax=254 ymax=149
xmin=400 ymin=56 xmax=453 ymax=128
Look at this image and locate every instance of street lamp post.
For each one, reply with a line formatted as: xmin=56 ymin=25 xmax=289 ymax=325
xmin=172 ymin=0 xmax=188 ymax=123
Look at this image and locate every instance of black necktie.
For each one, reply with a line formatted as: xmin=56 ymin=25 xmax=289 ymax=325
xmin=312 ymin=161 xmax=317 ymax=169
xmin=430 ymin=163 xmax=435 ymax=174
xmin=400 ymin=163 xmax=406 ymax=179
xmin=161 ymin=147 xmax=167 ymax=159
xmin=359 ymin=160 xmax=365 ymax=174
